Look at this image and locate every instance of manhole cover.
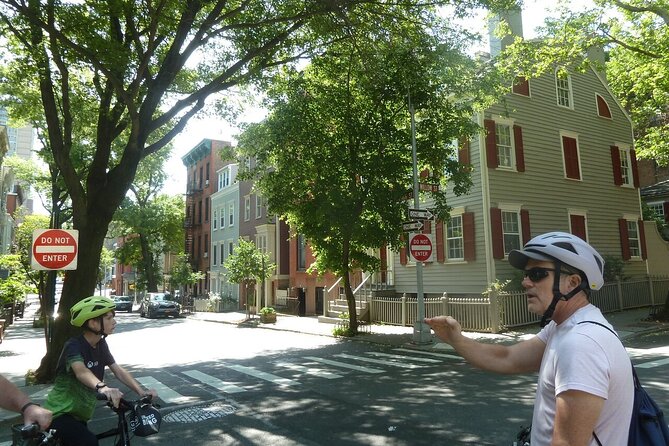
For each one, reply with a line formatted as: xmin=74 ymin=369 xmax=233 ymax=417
xmin=164 ymin=401 xmax=237 ymax=423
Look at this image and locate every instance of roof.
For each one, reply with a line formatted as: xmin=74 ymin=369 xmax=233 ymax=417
xmin=640 ymin=179 xmax=669 ymax=200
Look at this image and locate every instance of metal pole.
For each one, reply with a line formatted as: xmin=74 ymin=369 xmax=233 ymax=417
xmin=409 ymin=93 xmax=431 ymax=344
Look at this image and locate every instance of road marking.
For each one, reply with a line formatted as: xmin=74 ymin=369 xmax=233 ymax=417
xmin=275 ymin=362 xmax=344 ymax=379
xmin=303 ymin=356 xmax=384 ymax=374
xmin=394 ymin=347 xmax=462 ymax=360
xmin=635 ymin=358 xmax=669 ymax=369
xmin=334 ymin=353 xmax=425 ymax=369
xmin=136 ymin=376 xmax=195 ymax=404
xmin=367 ymin=352 xmax=442 ymax=363
xmin=225 ymin=365 xmax=300 ymax=386
xmin=182 ymin=370 xmax=246 ymax=393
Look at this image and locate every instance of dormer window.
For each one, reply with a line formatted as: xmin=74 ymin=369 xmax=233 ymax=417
xmin=596 ymin=94 xmax=612 ymax=118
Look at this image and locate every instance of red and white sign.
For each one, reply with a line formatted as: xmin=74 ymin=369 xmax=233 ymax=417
xmin=409 ymin=233 xmax=432 ymax=263
xmin=31 ymin=229 xmax=79 ymax=271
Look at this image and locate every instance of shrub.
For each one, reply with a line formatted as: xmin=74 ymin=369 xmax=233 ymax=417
xmin=259 ymin=306 xmax=276 ymax=315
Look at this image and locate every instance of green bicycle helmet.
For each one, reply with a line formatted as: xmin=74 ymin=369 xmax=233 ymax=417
xmin=71 ymin=296 xmax=116 ymax=327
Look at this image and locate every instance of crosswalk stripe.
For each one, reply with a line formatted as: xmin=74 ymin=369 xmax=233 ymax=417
xmin=136 ymin=376 xmax=195 ymax=404
xmin=367 ymin=352 xmax=442 ymax=363
xmin=334 ymin=353 xmax=425 ymax=369
xmin=182 ymin=370 xmax=246 ymax=393
xmin=303 ymin=356 xmax=384 ymax=374
xmin=225 ymin=365 xmax=300 ymax=386
xmin=393 ymin=347 xmax=462 ymax=360
xmin=635 ymin=358 xmax=669 ymax=369
xmin=275 ymin=362 xmax=344 ymax=379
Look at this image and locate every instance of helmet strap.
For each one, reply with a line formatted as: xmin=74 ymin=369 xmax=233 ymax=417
xmin=539 ymin=260 xmax=587 ymax=327
xmin=84 ymin=316 xmax=108 ymax=338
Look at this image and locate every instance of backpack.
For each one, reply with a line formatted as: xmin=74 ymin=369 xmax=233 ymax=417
xmin=579 ymin=321 xmax=669 ymax=446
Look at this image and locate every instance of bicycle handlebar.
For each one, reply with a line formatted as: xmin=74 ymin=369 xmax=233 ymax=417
xmin=95 ymin=392 xmax=155 ymax=411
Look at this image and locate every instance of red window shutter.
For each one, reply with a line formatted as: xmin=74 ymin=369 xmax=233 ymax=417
xmin=458 ymin=138 xmax=470 ymax=166
xmin=610 ymin=146 xmax=622 ymax=186
xmin=490 ymin=207 xmax=504 ymax=259
xmin=520 ymin=209 xmax=531 ymax=244
xmin=514 ymin=125 xmax=525 ymax=172
xmin=638 ymin=219 xmax=647 ymax=260
xmin=463 ymin=212 xmax=475 ymax=261
xmin=631 ymin=149 xmax=640 ymax=188
xmin=512 ymin=77 xmax=530 ymax=96
xmin=618 ymin=218 xmax=631 ymax=260
xmin=596 ymin=95 xmax=612 ymax=118
xmin=562 ymin=136 xmax=580 ymax=179
xmin=664 ymin=202 xmax=669 ymax=223
xmin=422 ymin=219 xmax=432 ymax=234
xmin=485 ymin=119 xmax=498 ymax=169
xmin=420 ymin=169 xmax=430 ymax=179
xmin=570 ymin=215 xmax=587 ymax=241
xmin=400 ymin=244 xmax=407 ymax=265
xmin=435 ymin=220 xmax=445 ymax=263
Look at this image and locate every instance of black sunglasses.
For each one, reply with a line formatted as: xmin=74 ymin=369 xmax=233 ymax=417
xmin=523 ymin=267 xmax=556 ymax=282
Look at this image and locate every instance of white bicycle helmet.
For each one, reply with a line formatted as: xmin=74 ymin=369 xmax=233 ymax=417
xmin=508 ymin=232 xmax=605 ymax=290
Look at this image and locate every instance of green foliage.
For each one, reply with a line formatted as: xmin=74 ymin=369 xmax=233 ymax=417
xmin=168 ymin=254 xmax=205 ymax=290
xmin=482 ymin=279 xmax=511 ymax=296
xmin=224 ymin=239 xmax=275 ymax=287
xmin=602 ymin=255 xmax=626 ymax=282
xmin=642 ymin=201 xmax=669 ymax=238
xmin=259 ymin=306 xmax=276 ymax=315
xmin=0 ymin=254 xmax=37 ymax=304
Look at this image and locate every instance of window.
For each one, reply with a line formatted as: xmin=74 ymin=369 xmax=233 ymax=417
xmin=213 ymin=211 xmax=218 ymax=230
xmin=619 ymin=217 xmax=646 ymax=260
xmin=219 ymin=169 xmax=231 ymax=190
xmin=556 ymin=72 xmax=573 ymax=108
xmin=220 ymin=242 xmax=224 ymax=265
xmin=228 ymin=241 xmax=234 ymax=256
xmin=220 ymin=207 xmax=225 ymax=228
xmin=213 ymin=244 xmax=217 ymax=266
xmin=204 ymin=234 xmax=209 ymax=257
xmin=561 ymin=134 xmax=581 ymax=180
xmin=596 ymin=94 xmax=612 ymax=118
xmin=446 ymin=215 xmax=464 ymax=260
xmin=512 ymin=77 xmax=530 ymax=96
xmin=198 ymin=200 xmax=203 ymax=223
xmin=611 ymin=145 xmax=638 ymax=187
xmin=501 ymin=211 xmax=521 ymax=255
xmin=229 ymin=202 xmax=234 ymax=226
xmin=205 ymin=197 xmax=210 ymax=222
xmin=255 ymin=195 xmax=263 ymax=219
xmin=297 ymin=234 xmax=306 ymax=270
xmin=484 ymin=119 xmax=525 ymax=171
xmin=495 ymin=123 xmax=513 ymax=168
xmin=244 ymin=196 xmax=251 ymax=221
xmin=256 ymin=234 xmax=267 ymax=253
xmin=647 ymin=202 xmax=665 ymax=220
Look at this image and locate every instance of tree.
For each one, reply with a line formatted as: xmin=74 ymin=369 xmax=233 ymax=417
xmin=97 ymin=247 xmax=114 ymax=295
xmin=0 ymin=253 xmax=37 ymax=316
xmin=168 ymin=254 xmax=205 ymax=298
xmin=237 ymin=17 xmax=501 ymax=333
xmin=0 ymin=0 xmax=520 ymax=381
xmin=111 ymin=147 xmax=184 ymax=292
xmin=13 ymin=213 xmax=50 ymax=301
xmin=223 ymin=239 xmax=275 ymax=319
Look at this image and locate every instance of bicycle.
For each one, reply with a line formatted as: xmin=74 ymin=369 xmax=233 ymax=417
xmin=12 ymin=394 xmax=160 ymax=446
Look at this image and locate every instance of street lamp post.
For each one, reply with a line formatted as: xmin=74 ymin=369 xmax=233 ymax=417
xmin=409 ymin=94 xmax=432 ymax=345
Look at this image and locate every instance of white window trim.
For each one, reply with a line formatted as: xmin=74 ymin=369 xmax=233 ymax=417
xmin=255 ymin=195 xmax=263 ymax=219
xmin=595 ymin=93 xmax=612 ymax=120
xmin=445 ymin=212 xmax=465 ymax=262
xmin=499 ymin=203 xmax=523 ymax=258
xmin=228 ymin=202 xmax=235 ymax=227
xmin=623 ymin=216 xmax=641 ymax=259
xmin=555 ymin=70 xmax=574 ymax=109
xmin=616 ymin=143 xmax=634 ymax=188
xmin=213 ymin=210 xmax=218 ymax=230
xmin=244 ymin=195 xmax=251 ymax=221
xmin=567 ymin=209 xmax=589 ymax=242
xmin=492 ymin=116 xmax=517 ymax=171
xmin=559 ymin=130 xmax=582 ymax=181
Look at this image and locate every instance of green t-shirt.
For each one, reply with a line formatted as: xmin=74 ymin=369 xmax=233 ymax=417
xmin=45 ymin=335 xmax=115 ymax=422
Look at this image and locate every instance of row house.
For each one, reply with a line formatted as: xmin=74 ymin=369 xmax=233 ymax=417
xmin=392 ymin=12 xmax=648 ymax=297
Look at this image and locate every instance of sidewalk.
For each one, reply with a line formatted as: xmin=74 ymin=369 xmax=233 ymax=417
xmin=190 ymin=305 xmax=669 ymax=348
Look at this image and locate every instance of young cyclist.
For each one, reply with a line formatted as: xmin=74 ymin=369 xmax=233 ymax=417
xmin=426 ymin=232 xmax=634 ymax=445
xmin=45 ymin=296 xmax=158 ymax=445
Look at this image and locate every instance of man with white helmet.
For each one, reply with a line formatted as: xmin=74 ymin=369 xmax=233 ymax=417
xmin=44 ymin=296 xmax=158 ymax=445
xmin=426 ymin=232 xmax=634 ymax=445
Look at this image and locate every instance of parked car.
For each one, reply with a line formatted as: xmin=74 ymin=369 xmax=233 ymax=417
xmin=113 ymin=295 xmax=133 ymax=312
xmin=139 ymin=292 xmax=181 ymax=319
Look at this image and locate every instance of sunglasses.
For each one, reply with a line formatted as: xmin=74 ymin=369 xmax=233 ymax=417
xmin=523 ymin=267 xmax=556 ymax=283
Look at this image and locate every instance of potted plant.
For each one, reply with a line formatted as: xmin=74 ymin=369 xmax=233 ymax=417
xmin=259 ymin=306 xmax=277 ymax=323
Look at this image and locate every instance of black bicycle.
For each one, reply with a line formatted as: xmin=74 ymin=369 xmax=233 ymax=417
xmin=12 ymin=394 xmax=159 ymax=446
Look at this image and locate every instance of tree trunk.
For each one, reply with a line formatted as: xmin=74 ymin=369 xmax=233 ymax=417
xmin=139 ymin=234 xmax=158 ymax=292
xmin=34 ymin=214 xmax=113 ymax=382
xmin=341 ymin=238 xmax=358 ymax=333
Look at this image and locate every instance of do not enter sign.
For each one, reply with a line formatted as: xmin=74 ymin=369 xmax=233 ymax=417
xmin=32 ymin=229 xmax=79 ymax=271
xmin=409 ymin=233 xmax=432 ymax=263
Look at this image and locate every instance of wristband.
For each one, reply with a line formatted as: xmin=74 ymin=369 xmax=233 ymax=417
xmin=20 ymin=402 xmax=39 ymax=414
xmin=95 ymin=382 xmax=107 ymax=390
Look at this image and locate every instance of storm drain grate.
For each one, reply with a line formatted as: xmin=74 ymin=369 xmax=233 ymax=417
xmin=164 ymin=401 xmax=238 ymax=423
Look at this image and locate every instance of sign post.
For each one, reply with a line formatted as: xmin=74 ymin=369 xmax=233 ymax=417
xmin=31 ymin=229 xmax=79 ymax=271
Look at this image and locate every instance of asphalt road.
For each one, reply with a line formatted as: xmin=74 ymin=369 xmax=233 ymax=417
xmin=1 ymin=312 xmax=668 ymax=445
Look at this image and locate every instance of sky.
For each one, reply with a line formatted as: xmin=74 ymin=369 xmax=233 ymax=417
xmin=162 ymin=0 xmax=594 ymax=197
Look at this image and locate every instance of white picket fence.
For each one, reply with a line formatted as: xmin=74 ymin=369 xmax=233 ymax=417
xmin=365 ymin=276 xmax=669 ymax=333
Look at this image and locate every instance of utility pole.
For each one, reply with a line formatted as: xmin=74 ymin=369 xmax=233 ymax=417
xmin=409 ymin=93 xmax=432 ymax=345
